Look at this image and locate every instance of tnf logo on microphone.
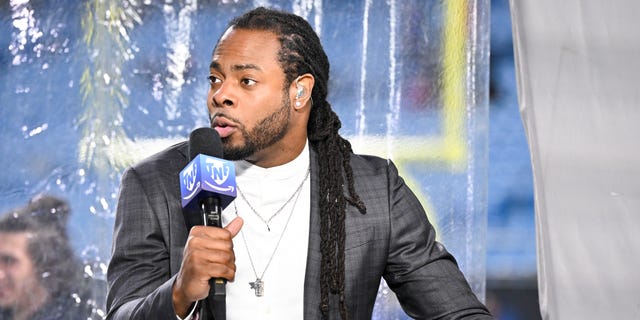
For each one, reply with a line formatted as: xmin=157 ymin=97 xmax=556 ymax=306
xmin=180 ymin=154 xmax=237 ymax=210
xmin=204 ymin=158 xmax=234 ymax=192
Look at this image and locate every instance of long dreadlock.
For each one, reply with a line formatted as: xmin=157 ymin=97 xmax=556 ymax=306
xmin=226 ymin=7 xmax=367 ymax=319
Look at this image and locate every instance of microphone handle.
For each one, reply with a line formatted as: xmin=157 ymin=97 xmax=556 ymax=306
xmin=201 ymin=197 xmax=226 ymax=320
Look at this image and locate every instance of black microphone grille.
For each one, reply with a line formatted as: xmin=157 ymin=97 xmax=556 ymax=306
xmin=188 ymin=127 xmax=223 ymax=160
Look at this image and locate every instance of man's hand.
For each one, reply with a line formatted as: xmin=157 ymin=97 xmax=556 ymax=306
xmin=172 ymin=217 xmax=244 ymax=317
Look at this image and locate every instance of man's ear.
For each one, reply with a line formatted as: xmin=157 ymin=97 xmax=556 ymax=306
xmin=291 ymin=73 xmax=315 ymax=110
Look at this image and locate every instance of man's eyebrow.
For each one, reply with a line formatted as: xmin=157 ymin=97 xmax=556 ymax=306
xmin=209 ymin=61 xmax=220 ymax=70
xmin=231 ymin=64 xmax=262 ymax=72
xmin=209 ymin=61 xmax=262 ymax=72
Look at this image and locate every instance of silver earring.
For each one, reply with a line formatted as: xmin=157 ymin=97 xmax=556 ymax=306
xmin=295 ymin=101 xmax=302 ymax=107
xmin=296 ymin=86 xmax=304 ymax=99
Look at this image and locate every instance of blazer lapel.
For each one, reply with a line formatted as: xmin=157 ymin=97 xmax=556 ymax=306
xmin=171 ymin=141 xmax=191 ymax=274
xmin=303 ymin=147 xmax=323 ymax=318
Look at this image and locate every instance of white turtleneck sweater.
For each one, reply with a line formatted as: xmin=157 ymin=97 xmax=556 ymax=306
xmin=220 ymin=140 xmax=311 ymax=319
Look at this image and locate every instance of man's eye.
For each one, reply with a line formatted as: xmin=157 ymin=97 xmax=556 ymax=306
xmin=242 ymin=78 xmax=256 ymax=86
xmin=0 ymin=255 xmax=17 ymax=266
xmin=208 ymin=75 xmax=221 ymax=85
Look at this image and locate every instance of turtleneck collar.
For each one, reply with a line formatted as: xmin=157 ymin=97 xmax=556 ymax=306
xmin=234 ymin=140 xmax=310 ymax=181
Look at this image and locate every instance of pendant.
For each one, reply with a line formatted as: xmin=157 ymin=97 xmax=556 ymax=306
xmin=249 ymin=278 xmax=264 ymax=297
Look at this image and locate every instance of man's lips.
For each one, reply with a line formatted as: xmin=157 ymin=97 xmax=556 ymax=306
xmin=211 ymin=116 xmax=237 ymax=138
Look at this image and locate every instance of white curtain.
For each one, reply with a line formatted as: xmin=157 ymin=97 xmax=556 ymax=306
xmin=510 ymin=1 xmax=640 ymax=319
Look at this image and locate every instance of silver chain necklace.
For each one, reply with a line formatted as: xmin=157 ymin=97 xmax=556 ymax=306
xmin=234 ymin=167 xmax=309 ymax=297
xmin=236 ymin=167 xmax=310 ymax=231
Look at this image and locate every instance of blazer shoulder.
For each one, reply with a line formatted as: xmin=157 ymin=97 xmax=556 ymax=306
xmin=128 ymin=141 xmax=189 ymax=178
xmin=348 ymin=152 xmax=393 ymax=175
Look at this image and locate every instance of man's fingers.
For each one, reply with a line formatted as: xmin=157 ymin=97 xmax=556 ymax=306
xmin=181 ymin=220 xmax=241 ymax=283
xmin=188 ymin=256 xmax=236 ymax=281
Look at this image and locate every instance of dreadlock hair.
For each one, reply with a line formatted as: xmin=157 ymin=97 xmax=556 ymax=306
xmin=225 ymin=7 xmax=367 ymax=319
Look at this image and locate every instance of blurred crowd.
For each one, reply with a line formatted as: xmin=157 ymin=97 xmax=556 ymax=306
xmin=0 ymin=195 xmax=104 ymax=320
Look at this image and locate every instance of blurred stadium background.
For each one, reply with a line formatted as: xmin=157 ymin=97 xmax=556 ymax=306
xmin=485 ymin=0 xmax=539 ymax=319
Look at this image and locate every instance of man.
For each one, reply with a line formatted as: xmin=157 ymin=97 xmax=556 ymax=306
xmin=0 ymin=195 xmax=91 ymax=320
xmin=107 ymin=7 xmax=492 ymax=320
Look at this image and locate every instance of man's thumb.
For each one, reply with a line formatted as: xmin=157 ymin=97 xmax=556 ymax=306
xmin=225 ymin=216 xmax=244 ymax=237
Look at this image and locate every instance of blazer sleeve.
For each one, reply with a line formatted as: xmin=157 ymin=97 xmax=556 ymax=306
xmin=382 ymin=160 xmax=493 ymax=319
xmin=106 ymin=167 xmax=179 ymax=319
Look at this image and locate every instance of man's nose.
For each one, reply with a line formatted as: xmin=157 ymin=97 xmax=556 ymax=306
xmin=211 ymin=82 xmax=235 ymax=108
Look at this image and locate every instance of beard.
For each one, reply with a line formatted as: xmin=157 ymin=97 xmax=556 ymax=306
xmin=221 ymin=93 xmax=292 ymax=161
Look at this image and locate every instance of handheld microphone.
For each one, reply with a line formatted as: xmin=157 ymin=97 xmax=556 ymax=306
xmin=180 ymin=127 xmax=236 ymax=229
xmin=180 ymin=127 xmax=236 ymax=320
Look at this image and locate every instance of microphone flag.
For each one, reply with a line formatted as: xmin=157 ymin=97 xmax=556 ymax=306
xmin=180 ymin=154 xmax=236 ymax=229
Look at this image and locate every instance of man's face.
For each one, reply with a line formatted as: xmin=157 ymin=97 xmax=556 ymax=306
xmin=0 ymin=232 xmax=46 ymax=310
xmin=207 ymin=28 xmax=293 ymax=163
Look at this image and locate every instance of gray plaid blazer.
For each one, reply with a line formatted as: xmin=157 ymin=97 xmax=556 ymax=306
xmin=106 ymin=141 xmax=492 ymax=319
